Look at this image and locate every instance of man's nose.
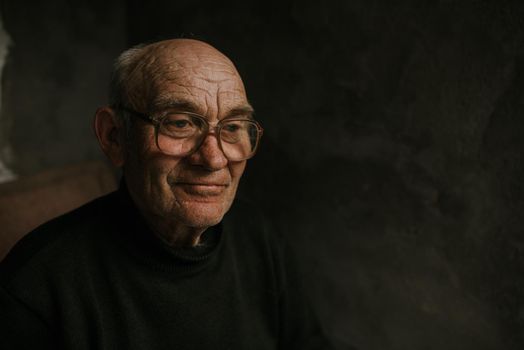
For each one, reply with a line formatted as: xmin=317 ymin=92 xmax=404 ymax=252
xmin=186 ymin=133 xmax=228 ymax=170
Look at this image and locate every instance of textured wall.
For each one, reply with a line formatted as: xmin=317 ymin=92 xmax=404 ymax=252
xmin=1 ymin=0 xmax=126 ymax=174
xmin=4 ymin=0 xmax=524 ymax=349
xmin=126 ymin=1 xmax=524 ymax=349
xmin=0 ymin=13 xmax=14 ymax=182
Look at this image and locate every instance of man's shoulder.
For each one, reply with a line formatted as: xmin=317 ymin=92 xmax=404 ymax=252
xmin=0 ymin=191 xmax=118 ymax=284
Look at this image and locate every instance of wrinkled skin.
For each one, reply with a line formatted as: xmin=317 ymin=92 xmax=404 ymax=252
xmin=98 ymin=39 xmax=253 ymax=247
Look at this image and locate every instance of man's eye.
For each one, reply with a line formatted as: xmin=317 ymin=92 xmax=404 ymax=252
xmin=161 ymin=114 xmax=199 ymax=137
xmin=163 ymin=114 xmax=194 ymax=127
xmin=170 ymin=120 xmax=191 ymax=128
xmin=223 ymin=123 xmax=241 ymax=132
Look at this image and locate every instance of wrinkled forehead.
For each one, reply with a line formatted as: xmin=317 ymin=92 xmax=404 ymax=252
xmin=134 ymin=43 xmax=249 ymax=114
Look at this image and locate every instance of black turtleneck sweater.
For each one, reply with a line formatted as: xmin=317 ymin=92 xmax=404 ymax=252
xmin=0 ymin=186 xmax=334 ymax=350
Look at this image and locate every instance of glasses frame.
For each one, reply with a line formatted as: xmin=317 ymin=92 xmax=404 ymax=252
xmin=117 ymin=106 xmax=264 ymax=161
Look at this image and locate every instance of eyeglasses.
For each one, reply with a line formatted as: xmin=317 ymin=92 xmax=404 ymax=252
xmin=119 ymin=107 xmax=264 ymax=161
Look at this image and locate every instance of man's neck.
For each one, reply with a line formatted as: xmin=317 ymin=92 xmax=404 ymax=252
xmin=144 ymin=213 xmax=207 ymax=247
xmin=154 ymin=220 xmax=205 ymax=247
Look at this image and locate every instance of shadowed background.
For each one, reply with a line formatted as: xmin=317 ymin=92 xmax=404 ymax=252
xmin=2 ymin=0 xmax=524 ymax=349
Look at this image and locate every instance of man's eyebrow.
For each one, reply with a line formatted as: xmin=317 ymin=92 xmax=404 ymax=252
xmin=151 ymin=98 xmax=201 ymax=114
xmin=225 ymin=104 xmax=255 ymax=119
xmin=152 ymin=98 xmax=255 ymax=119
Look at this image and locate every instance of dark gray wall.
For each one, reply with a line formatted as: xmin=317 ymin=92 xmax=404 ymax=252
xmin=127 ymin=1 xmax=524 ymax=349
xmin=4 ymin=1 xmax=524 ymax=349
xmin=1 ymin=0 xmax=126 ymax=174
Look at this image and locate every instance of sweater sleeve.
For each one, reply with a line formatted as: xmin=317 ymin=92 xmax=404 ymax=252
xmin=0 ymin=286 xmax=55 ymax=349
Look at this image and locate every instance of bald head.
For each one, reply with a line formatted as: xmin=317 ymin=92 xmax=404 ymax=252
xmin=110 ymin=39 xmax=248 ymax=114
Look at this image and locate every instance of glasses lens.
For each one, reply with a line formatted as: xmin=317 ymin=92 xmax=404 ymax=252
xmin=156 ymin=113 xmax=206 ymax=156
xmin=220 ymin=120 xmax=261 ymax=160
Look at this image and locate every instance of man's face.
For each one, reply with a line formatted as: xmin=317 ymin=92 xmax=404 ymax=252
xmin=122 ymin=43 xmax=251 ymax=233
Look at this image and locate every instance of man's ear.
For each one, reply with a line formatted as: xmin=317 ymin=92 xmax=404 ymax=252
xmin=94 ymin=107 xmax=126 ymax=167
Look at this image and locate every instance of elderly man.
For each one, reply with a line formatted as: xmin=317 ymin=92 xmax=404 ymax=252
xmin=0 ymin=39 xmax=335 ymax=349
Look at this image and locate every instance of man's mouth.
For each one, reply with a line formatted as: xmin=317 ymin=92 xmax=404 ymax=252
xmin=175 ymin=182 xmax=228 ymax=196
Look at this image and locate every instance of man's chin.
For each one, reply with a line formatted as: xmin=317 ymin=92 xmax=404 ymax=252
xmin=173 ymin=200 xmax=228 ymax=229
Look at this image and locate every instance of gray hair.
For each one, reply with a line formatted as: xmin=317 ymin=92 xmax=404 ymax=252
xmin=108 ymin=44 xmax=148 ymax=132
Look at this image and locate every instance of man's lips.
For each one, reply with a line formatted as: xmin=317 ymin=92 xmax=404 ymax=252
xmin=174 ymin=182 xmax=228 ymax=196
